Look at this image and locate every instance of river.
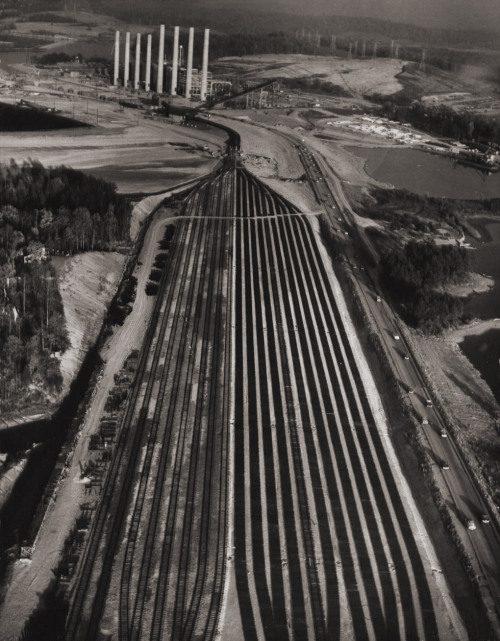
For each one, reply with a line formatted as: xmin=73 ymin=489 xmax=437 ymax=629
xmin=461 ymin=220 xmax=500 ymax=404
xmin=352 ymin=146 xmax=500 ymax=200
xmin=353 ymin=144 xmax=500 ymax=402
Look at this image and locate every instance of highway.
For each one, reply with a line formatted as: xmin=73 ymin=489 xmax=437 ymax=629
xmin=295 ymin=138 xmax=500 ymax=637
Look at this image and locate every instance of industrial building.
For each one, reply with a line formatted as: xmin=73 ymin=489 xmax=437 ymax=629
xmin=176 ymin=68 xmax=232 ymax=101
xmin=112 ymin=25 xmax=230 ymax=101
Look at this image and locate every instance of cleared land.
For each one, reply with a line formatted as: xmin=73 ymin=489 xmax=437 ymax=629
xmin=0 ymin=95 xmax=226 ymax=194
xmin=216 ymin=54 xmax=406 ymax=96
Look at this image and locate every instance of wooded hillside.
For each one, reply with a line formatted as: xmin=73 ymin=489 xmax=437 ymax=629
xmin=0 ymin=161 xmax=131 ymax=412
xmin=381 ymin=240 xmax=474 ymax=333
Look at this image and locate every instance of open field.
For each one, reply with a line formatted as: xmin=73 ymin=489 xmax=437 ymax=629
xmin=216 ymin=54 xmax=406 ymax=96
xmin=0 ymin=95 xmax=226 ymax=193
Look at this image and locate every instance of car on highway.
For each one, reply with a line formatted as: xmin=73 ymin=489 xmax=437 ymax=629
xmin=408 ymin=388 xmax=414 ymax=394
xmin=393 ymin=334 xmax=400 ymax=340
xmin=441 ymin=460 xmax=450 ymax=470
xmin=481 ymin=514 xmax=490 ymax=524
xmin=376 ymin=296 xmax=381 ymax=302
xmin=466 ymin=519 xmax=476 ymax=531
xmin=422 ymin=417 xmax=428 ymax=424
xmin=440 ymin=429 xmax=448 ymax=438
xmin=426 ymin=399 xmax=433 ymax=407
xmin=404 ymin=354 xmax=410 ymax=360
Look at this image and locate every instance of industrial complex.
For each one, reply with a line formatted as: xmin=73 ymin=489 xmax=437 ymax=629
xmin=112 ymin=25 xmax=230 ymax=101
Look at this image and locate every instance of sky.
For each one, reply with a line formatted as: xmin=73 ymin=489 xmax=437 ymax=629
xmin=264 ymin=0 xmax=500 ymax=32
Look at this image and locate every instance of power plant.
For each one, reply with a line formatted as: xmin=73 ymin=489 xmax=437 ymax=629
xmin=112 ymin=25 xmax=218 ymax=101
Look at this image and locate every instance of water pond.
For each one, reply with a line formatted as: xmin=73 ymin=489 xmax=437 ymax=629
xmin=351 ymin=146 xmax=500 ymax=200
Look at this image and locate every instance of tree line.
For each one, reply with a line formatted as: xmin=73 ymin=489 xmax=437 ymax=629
xmin=0 ymin=160 xmax=131 ymax=254
xmin=378 ymin=95 xmax=500 ymax=146
xmin=361 ymin=187 xmax=465 ymax=232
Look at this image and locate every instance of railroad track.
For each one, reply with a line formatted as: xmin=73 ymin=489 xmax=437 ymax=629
xmin=66 ymin=209 xmax=193 ymax=641
xmin=67 ymin=126 xmax=459 ymax=640
xmin=67 ymin=160 xmax=234 ymax=640
xmin=122 ymin=213 xmax=209 ymax=640
xmin=120 ymin=169 xmax=233 ymax=641
xmin=231 ymin=164 xmax=443 ymax=640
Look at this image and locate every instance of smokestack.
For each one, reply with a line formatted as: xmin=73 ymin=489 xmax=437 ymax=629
xmin=157 ymin=24 xmax=165 ymax=93
xmin=185 ymin=27 xmax=194 ymax=99
xmin=171 ymin=26 xmax=179 ymax=95
xmin=124 ymin=31 xmax=131 ymax=87
xmin=134 ymin=33 xmax=141 ymax=90
xmin=113 ymin=30 xmax=120 ymax=85
xmin=145 ymin=34 xmax=152 ymax=92
xmin=200 ymin=28 xmax=209 ymax=101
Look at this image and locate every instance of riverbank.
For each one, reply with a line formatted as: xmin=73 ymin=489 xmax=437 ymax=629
xmin=444 ymin=272 xmax=494 ymax=298
xmin=448 ymin=317 xmax=500 ymax=344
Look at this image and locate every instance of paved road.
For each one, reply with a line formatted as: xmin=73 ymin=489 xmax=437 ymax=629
xmin=296 ymin=140 xmax=500 ymax=637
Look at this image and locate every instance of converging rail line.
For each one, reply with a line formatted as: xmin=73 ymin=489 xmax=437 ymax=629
xmin=67 ymin=134 xmax=459 ymax=640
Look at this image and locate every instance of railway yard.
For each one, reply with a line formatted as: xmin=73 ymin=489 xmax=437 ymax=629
xmin=59 ymin=130 xmax=472 ymax=640
xmin=1 ymin=38 xmax=500 ymax=641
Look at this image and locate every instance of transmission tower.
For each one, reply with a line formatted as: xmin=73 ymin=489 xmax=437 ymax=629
xmin=353 ymin=40 xmax=358 ymax=57
xmin=347 ymin=42 xmax=352 ymax=59
xmin=419 ymin=49 xmax=426 ymax=73
xmin=372 ymin=41 xmax=378 ymax=59
xmin=394 ymin=43 xmax=400 ymax=59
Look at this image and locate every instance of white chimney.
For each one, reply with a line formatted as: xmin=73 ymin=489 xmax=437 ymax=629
xmin=185 ymin=27 xmax=194 ymax=99
xmin=145 ymin=34 xmax=152 ymax=92
xmin=171 ymin=26 xmax=179 ymax=95
xmin=124 ymin=31 xmax=131 ymax=87
xmin=200 ymin=28 xmax=210 ymax=101
xmin=157 ymin=24 xmax=165 ymax=93
xmin=134 ymin=33 xmax=141 ymax=90
xmin=113 ymin=30 xmax=120 ymax=86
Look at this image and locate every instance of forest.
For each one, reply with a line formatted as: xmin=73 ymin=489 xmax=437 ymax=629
xmin=361 ymin=187 xmax=465 ymax=229
xmin=0 ymin=161 xmax=131 ymax=412
xmin=378 ymin=97 xmax=500 ymax=146
xmin=381 ymin=240 xmax=473 ymax=333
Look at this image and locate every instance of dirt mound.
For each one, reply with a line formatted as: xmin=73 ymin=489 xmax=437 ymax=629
xmin=53 ymin=252 xmax=127 ymax=394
